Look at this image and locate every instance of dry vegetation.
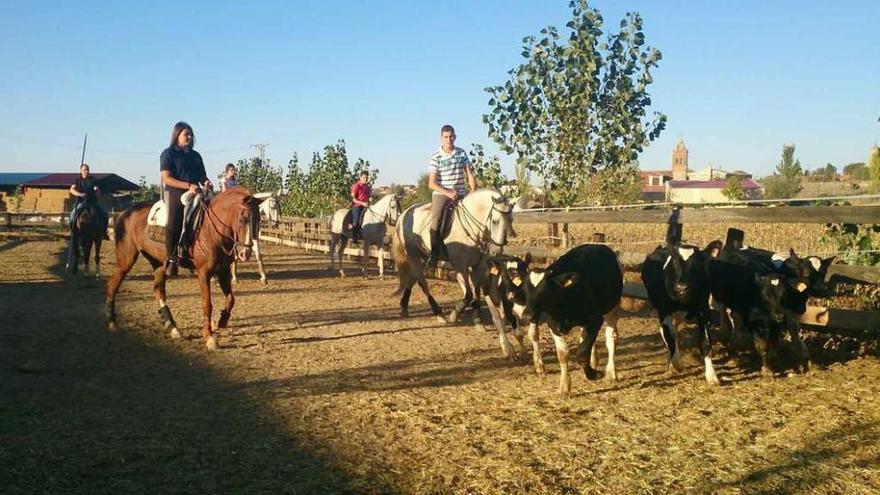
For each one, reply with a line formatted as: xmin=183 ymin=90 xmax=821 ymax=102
xmin=510 ymin=223 xmax=836 ymax=257
xmin=2 ymin=239 xmax=879 ymax=494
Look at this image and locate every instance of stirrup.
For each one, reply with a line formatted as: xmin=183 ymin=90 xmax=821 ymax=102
xmin=164 ymin=258 xmax=179 ymax=277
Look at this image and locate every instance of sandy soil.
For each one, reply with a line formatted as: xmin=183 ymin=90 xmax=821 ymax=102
xmin=1 ymin=238 xmax=879 ymax=494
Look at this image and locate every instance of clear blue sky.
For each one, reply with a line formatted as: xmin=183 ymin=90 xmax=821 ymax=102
xmin=1 ymin=0 xmax=877 ymax=185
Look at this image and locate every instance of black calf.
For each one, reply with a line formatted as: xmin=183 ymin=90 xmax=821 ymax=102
xmin=517 ymin=244 xmax=623 ymax=398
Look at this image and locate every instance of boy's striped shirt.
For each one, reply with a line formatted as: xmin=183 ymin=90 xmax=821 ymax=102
xmin=428 ymin=147 xmax=470 ymax=195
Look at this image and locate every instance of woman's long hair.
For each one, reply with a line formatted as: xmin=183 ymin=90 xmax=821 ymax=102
xmin=169 ymin=121 xmax=195 ymax=149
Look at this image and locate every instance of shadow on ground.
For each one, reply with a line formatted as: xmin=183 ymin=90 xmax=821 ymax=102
xmin=0 ymin=248 xmax=389 ymax=494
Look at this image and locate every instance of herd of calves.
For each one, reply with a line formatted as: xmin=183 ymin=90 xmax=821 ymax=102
xmin=472 ymin=225 xmax=835 ymax=398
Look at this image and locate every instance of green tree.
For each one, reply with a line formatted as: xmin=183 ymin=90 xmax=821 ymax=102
xmin=468 ymin=144 xmax=506 ymax=190
xmin=11 ymin=185 xmax=24 ymax=212
xmin=579 ymin=163 xmax=643 ymax=206
xmin=484 ymin=0 xmax=666 ymax=206
xmin=234 ymin=156 xmax=284 ymax=193
xmin=721 ymin=175 xmax=746 ymax=200
xmin=132 ymin=176 xmax=159 ymax=203
xmin=843 ymin=162 xmax=869 ymax=180
xmin=513 ymin=159 xmax=532 ymax=200
xmin=763 ymin=144 xmax=804 ymax=199
xmin=403 ymin=172 xmax=433 ymax=209
xmin=868 ymin=145 xmax=880 ymax=191
xmin=278 ymin=140 xmax=378 ymax=217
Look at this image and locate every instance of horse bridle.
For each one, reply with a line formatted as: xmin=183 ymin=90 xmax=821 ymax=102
xmin=201 ymin=198 xmax=258 ymax=259
xmin=456 ymin=199 xmax=512 ymax=248
xmin=365 ymin=196 xmax=401 ymax=227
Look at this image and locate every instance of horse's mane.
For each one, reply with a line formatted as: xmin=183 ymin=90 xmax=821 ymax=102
xmin=211 ymin=187 xmax=253 ymax=207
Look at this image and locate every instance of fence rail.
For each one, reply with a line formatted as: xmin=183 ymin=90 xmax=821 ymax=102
xmin=260 ymin=206 xmax=879 ymax=333
xmin=5 ymin=207 xmax=877 ymax=333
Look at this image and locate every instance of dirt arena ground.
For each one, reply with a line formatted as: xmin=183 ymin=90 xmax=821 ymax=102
xmin=2 ymin=238 xmax=879 ymax=494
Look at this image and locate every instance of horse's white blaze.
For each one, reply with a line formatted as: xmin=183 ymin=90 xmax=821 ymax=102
xmin=529 ymin=271 xmax=545 ymax=286
xmin=808 ymin=256 xmax=821 ymax=271
xmin=678 ymin=247 xmax=695 ymax=261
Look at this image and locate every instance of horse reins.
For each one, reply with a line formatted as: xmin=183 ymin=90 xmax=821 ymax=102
xmin=200 ymin=199 xmax=257 ymax=259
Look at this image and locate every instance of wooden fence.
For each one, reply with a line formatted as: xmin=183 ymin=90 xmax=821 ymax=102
xmin=259 ymin=204 xmax=880 ymax=333
xmin=4 ymin=206 xmax=877 ymax=332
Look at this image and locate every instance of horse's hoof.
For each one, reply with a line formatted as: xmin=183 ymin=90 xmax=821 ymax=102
xmin=260 ymin=278 xmax=268 ymax=285
xmin=339 ymin=271 xmax=346 ymax=278
xmin=584 ymin=367 xmax=600 ymax=381
xmin=534 ymin=362 xmax=546 ymax=375
xmin=447 ymin=310 xmax=459 ymax=324
xmin=436 ymin=315 xmax=448 ymax=324
xmin=378 ymin=275 xmax=384 ymax=281
xmin=761 ymin=366 xmax=775 ymax=379
xmin=169 ymin=327 xmax=181 ymax=339
xmin=206 ymin=336 xmax=218 ymax=351
xmin=605 ymin=369 xmax=618 ymax=383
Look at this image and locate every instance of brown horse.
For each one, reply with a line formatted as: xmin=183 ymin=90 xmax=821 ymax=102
xmin=105 ymin=188 xmax=265 ymax=350
xmin=66 ymin=204 xmax=103 ymax=277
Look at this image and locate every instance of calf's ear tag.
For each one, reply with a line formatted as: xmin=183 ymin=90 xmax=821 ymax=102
xmin=796 ymin=282 xmax=807 ymax=292
xmin=489 ymin=266 xmax=499 ymax=275
xmin=512 ymin=276 xmax=522 ymax=287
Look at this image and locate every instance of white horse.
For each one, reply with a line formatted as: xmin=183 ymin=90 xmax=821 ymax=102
xmin=392 ymin=189 xmax=515 ymax=328
xmin=328 ymin=194 xmax=401 ymax=279
xmin=231 ymin=191 xmax=281 ymax=284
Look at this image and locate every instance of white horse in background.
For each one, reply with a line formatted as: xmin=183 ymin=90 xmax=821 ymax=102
xmin=328 ymin=194 xmax=401 ymax=279
xmin=231 ymin=191 xmax=281 ymax=284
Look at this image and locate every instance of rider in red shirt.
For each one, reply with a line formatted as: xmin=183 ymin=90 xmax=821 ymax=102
xmin=349 ymin=171 xmax=371 ymax=241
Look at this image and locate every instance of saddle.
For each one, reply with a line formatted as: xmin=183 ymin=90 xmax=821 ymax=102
xmin=146 ymin=191 xmax=206 ymax=249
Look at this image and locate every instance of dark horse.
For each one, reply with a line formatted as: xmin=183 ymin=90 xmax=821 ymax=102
xmin=66 ymin=204 xmax=102 ymax=276
xmin=106 ymin=188 xmax=265 ymax=350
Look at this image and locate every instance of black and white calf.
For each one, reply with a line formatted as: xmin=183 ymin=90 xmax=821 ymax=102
xmin=708 ymin=249 xmax=792 ymax=377
xmin=734 ymin=247 xmax=834 ymax=372
xmin=641 ymin=238 xmax=722 ymax=385
xmin=513 ymin=244 xmax=623 ymax=398
xmin=473 ymin=253 xmax=531 ymax=360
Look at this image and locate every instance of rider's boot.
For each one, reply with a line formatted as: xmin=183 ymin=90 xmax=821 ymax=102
xmin=164 ymin=257 xmax=179 ymax=278
xmin=426 ymin=229 xmax=441 ymax=268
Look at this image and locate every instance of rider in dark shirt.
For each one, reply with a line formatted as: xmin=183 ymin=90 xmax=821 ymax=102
xmin=68 ymin=163 xmax=109 ymax=239
xmin=159 ymin=121 xmax=212 ymax=276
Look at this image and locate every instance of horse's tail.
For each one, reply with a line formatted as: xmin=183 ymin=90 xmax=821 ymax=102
xmin=391 ymin=224 xmax=409 ymax=296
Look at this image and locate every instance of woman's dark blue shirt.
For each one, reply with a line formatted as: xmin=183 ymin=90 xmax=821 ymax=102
xmin=160 ymin=146 xmax=208 ymax=187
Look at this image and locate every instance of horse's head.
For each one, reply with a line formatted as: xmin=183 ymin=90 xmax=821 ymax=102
xmin=212 ymin=190 xmax=266 ymax=262
xmin=388 ymin=194 xmax=402 ymax=226
xmin=488 ymin=193 xmax=515 ymax=246
xmin=254 ymin=192 xmax=281 ymax=228
xmin=76 ymin=205 xmax=96 ymax=231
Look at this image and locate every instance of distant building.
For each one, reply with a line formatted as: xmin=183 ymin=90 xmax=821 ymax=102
xmin=672 ymin=138 xmax=689 ymax=180
xmin=638 ymin=170 xmax=674 ymax=201
xmin=0 ymin=172 xmax=139 ymax=212
xmin=638 ymin=138 xmax=762 ymax=203
xmin=666 ymin=179 xmax=764 ymax=203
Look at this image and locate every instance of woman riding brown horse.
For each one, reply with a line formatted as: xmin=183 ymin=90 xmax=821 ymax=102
xmin=105 ymin=188 xmax=265 ymax=350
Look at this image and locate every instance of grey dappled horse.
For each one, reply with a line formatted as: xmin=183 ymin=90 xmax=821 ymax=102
xmin=231 ymin=191 xmax=281 ymax=284
xmin=328 ymin=193 xmax=401 ymax=279
xmin=392 ymin=189 xmax=515 ymax=327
